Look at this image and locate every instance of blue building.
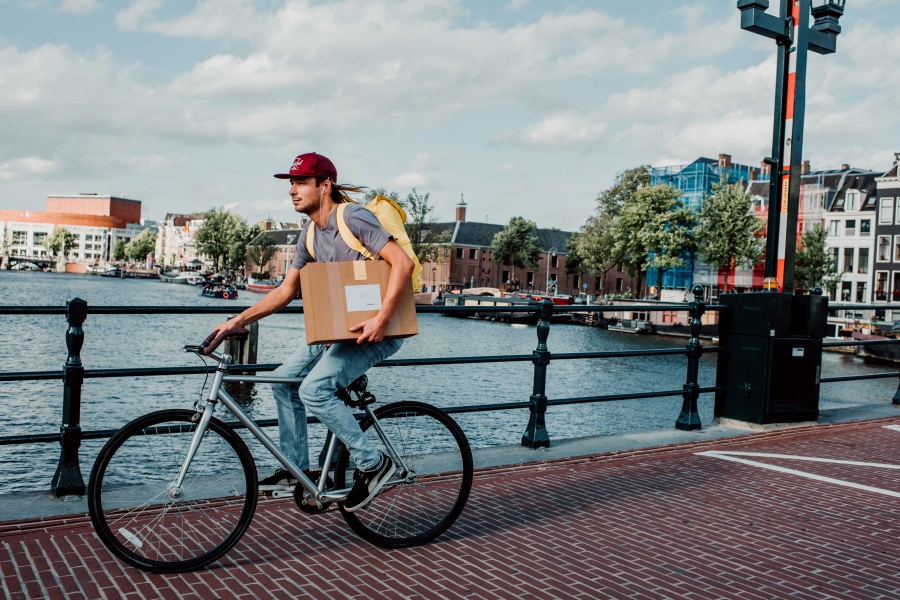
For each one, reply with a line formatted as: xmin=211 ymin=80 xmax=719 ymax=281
xmin=647 ymin=154 xmax=762 ymax=291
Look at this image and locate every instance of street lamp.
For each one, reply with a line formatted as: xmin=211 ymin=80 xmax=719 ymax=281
xmin=432 ymin=266 xmax=436 ymax=292
xmin=737 ymin=0 xmax=846 ymax=292
xmin=545 ymin=247 xmax=556 ymax=295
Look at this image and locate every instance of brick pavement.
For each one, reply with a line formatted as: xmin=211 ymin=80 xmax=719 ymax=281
xmin=3 ymin=417 xmax=900 ymax=599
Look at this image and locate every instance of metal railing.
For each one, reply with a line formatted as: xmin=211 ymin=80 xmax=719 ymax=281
xmin=1 ymin=288 xmax=723 ymax=497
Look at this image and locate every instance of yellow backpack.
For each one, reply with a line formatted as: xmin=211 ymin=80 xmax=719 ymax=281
xmin=305 ymin=196 xmax=424 ymax=291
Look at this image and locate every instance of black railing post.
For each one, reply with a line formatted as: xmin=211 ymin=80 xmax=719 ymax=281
xmin=522 ymin=300 xmax=553 ymax=449
xmin=893 ymin=377 xmax=900 ymax=405
xmin=51 ymin=298 xmax=87 ymax=496
xmin=676 ymin=285 xmax=705 ymax=431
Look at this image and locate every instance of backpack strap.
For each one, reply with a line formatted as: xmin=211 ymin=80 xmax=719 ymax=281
xmin=335 ymin=203 xmax=376 ymax=260
xmin=305 ymin=222 xmax=316 ymax=260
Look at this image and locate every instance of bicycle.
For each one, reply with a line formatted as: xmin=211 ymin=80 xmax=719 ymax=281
xmin=87 ymin=329 xmax=474 ymax=573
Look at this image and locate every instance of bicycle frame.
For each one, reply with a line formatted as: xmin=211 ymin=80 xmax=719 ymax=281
xmin=172 ymin=351 xmax=412 ymax=507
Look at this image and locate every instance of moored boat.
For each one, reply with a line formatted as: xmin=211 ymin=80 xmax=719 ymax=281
xmin=201 ymin=284 xmax=238 ymax=299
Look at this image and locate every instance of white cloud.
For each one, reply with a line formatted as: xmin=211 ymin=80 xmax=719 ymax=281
xmin=0 ymin=157 xmax=58 ymax=180
xmin=116 ymin=0 xmax=163 ymax=30
xmin=389 ymin=172 xmax=430 ymax=188
xmin=492 ymin=113 xmax=608 ymax=149
xmin=58 ymin=0 xmax=99 ymax=14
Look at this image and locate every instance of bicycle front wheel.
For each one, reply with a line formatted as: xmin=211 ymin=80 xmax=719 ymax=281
xmin=87 ymin=409 xmax=257 ymax=573
xmin=335 ymin=401 xmax=473 ymax=548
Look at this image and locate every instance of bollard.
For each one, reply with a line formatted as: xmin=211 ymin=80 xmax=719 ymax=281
xmin=676 ymin=285 xmax=705 ymax=431
xmin=522 ymin=300 xmax=554 ymax=449
xmin=51 ymin=298 xmax=87 ymax=496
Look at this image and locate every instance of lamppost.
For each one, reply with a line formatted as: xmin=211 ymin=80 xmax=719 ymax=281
xmin=432 ymin=266 xmax=436 ymax=292
xmin=737 ymin=0 xmax=846 ymax=292
xmin=545 ymin=247 xmax=556 ymax=295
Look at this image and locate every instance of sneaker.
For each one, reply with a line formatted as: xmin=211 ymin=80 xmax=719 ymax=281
xmin=343 ymin=453 xmax=396 ymax=513
xmin=258 ymin=468 xmax=297 ymax=490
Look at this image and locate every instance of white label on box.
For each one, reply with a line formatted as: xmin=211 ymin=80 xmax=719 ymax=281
xmin=345 ymin=284 xmax=382 ymax=312
xmin=792 ymin=347 xmax=804 ymax=357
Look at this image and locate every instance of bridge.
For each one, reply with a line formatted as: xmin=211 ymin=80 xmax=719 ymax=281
xmin=1 ymin=294 xmax=900 ymax=598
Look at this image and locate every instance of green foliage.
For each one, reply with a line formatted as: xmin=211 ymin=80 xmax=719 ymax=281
xmin=611 ymin=184 xmax=696 ymax=294
xmin=196 ymin=208 xmax=245 ymax=271
xmin=794 ymin=224 xmax=841 ymax=292
xmin=125 ymin=228 xmax=157 ymax=262
xmin=226 ymin=222 xmax=261 ymax=272
xmin=695 ymin=181 xmax=764 ymax=291
xmin=247 ymin=233 xmax=278 ymax=276
xmin=402 ymin=189 xmax=451 ymax=264
xmin=572 ymin=213 xmax=620 ymax=292
xmin=45 ymin=227 xmax=77 ymax=257
xmin=595 ymin=166 xmax=652 ymax=218
xmin=490 ymin=216 xmax=542 ymax=278
xmin=114 ymin=238 xmax=127 ymax=261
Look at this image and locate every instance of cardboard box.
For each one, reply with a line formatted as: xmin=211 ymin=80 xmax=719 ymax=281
xmin=299 ymin=260 xmax=418 ymax=345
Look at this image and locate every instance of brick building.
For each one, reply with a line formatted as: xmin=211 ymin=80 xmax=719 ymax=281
xmin=423 ymin=199 xmax=634 ymax=297
xmin=245 ymin=229 xmax=302 ymax=280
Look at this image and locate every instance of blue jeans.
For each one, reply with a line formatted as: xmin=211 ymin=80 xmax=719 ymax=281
xmin=271 ymin=338 xmax=403 ymax=472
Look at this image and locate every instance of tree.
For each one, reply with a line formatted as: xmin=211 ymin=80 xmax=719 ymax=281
xmin=403 ymin=189 xmax=451 ymax=264
xmin=247 ymin=233 xmax=277 ymax=277
xmin=794 ymin=224 xmax=841 ymax=293
xmin=490 ymin=216 xmax=542 ymax=280
xmin=125 ymin=228 xmax=156 ymax=263
xmin=595 ymin=165 xmax=652 ymax=218
xmin=114 ymin=238 xmax=127 ymax=261
xmin=573 ymin=213 xmax=620 ymax=295
xmin=44 ymin=227 xmax=77 ymax=258
xmin=196 ymin=208 xmax=244 ymax=271
xmin=226 ymin=221 xmax=261 ymax=273
xmin=695 ymin=180 xmax=764 ymax=292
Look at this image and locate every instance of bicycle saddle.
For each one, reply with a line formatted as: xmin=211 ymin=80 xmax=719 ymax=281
xmin=337 ymin=375 xmax=375 ymax=409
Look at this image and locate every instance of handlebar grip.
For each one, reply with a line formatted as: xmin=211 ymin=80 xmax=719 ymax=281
xmin=200 ymin=328 xmax=250 ymax=356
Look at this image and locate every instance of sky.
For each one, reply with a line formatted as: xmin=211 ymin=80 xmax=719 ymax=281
xmin=0 ymin=0 xmax=898 ymax=231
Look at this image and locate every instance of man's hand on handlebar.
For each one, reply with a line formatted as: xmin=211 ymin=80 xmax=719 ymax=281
xmin=212 ymin=317 xmax=244 ymax=339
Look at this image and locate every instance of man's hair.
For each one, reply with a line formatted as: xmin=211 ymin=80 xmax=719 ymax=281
xmin=315 ymin=177 xmax=366 ymax=204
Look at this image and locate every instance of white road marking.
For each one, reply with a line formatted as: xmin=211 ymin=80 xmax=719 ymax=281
xmin=883 ymin=425 xmax=900 ymax=433
xmin=696 ymin=450 xmax=900 ymax=499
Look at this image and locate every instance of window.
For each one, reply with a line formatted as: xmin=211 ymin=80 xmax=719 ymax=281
xmin=843 ymin=247 xmax=854 ymax=273
xmin=549 ymin=274 xmax=557 ymax=282
xmin=502 ymin=270 xmax=509 ymax=283
xmin=455 ymin=248 xmax=463 ymax=259
xmin=526 ymin=272 xmax=534 ymax=287
xmin=443 ymin=247 xmax=449 ymax=257
xmin=11 ymin=231 xmax=26 ymax=245
xmin=841 ymin=281 xmax=852 ymax=302
xmin=895 ymin=236 xmax=900 ymax=262
xmin=32 ymin=232 xmax=47 ymax=246
xmin=85 ymin=234 xmax=93 ymax=241
xmin=829 ymin=220 xmax=839 ymax=236
xmin=551 ymin=255 xmax=559 ymax=268
xmin=894 ymin=272 xmax=900 ymax=302
xmin=846 ymin=190 xmax=860 ymax=211
xmin=876 ymin=272 xmax=889 ymax=301
xmin=856 ymin=282 xmax=868 ymax=303
xmin=859 ymin=248 xmax=869 ymax=274
xmin=879 ymin=236 xmax=891 ymax=261
xmin=573 ymin=275 xmax=580 ymax=290
xmin=845 ymin=220 xmax=856 ymax=236
xmin=830 ymin=247 xmax=839 ymax=268
xmin=468 ymin=248 xmax=476 ymax=260
xmin=616 ymin=277 xmax=623 ymax=291
xmin=860 ymin=220 xmax=871 ymax=236
xmin=880 ymin=198 xmax=894 ymax=224
xmin=595 ymin=277 xmax=601 ymax=291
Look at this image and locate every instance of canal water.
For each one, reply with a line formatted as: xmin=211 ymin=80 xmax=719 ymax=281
xmin=0 ymin=270 xmax=895 ymax=494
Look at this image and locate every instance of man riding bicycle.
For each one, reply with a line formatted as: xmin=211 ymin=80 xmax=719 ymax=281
xmin=210 ymin=152 xmax=414 ymax=513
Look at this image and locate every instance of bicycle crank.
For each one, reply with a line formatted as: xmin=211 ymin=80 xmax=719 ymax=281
xmin=293 ymin=474 xmax=335 ymax=515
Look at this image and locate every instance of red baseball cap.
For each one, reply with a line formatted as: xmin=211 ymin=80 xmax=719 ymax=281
xmin=274 ymin=152 xmax=338 ymax=182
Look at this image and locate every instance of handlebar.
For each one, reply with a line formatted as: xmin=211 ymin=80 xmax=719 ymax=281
xmin=187 ymin=328 xmax=250 ymax=356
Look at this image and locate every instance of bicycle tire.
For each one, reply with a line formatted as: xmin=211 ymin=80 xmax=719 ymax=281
xmin=87 ymin=409 xmax=258 ymax=573
xmin=335 ymin=401 xmax=473 ymax=548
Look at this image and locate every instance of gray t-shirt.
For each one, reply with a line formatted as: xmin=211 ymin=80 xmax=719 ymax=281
xmin=291 ymin=203 xmax=393 ymax=271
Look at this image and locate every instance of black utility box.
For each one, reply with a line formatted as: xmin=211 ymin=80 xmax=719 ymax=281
xmin=715 ymin=293 xmax=827 ymax=425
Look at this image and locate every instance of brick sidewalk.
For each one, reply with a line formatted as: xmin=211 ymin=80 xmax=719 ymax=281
xmin=4 ymin=417 xmax=900 ymax=599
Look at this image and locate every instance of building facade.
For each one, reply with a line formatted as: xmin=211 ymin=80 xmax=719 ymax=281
xmin=650 ymin=154 xmax=762 ymax=292
xmin=0 ymin=194 xmax=143 ymax=265
xmin=155 ymin=214 xmax=206 ymax=268
xmin=244 ymin=229 xmax=302 ymax=280
xmin=872 ymin=155 xmax=900 ymax=306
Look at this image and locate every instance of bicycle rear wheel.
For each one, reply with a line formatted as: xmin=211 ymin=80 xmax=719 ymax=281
xmin=335 ymin=401 xmax=473 ymax=548
xmin=87 ymin=409 xmax=257 ymax=573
